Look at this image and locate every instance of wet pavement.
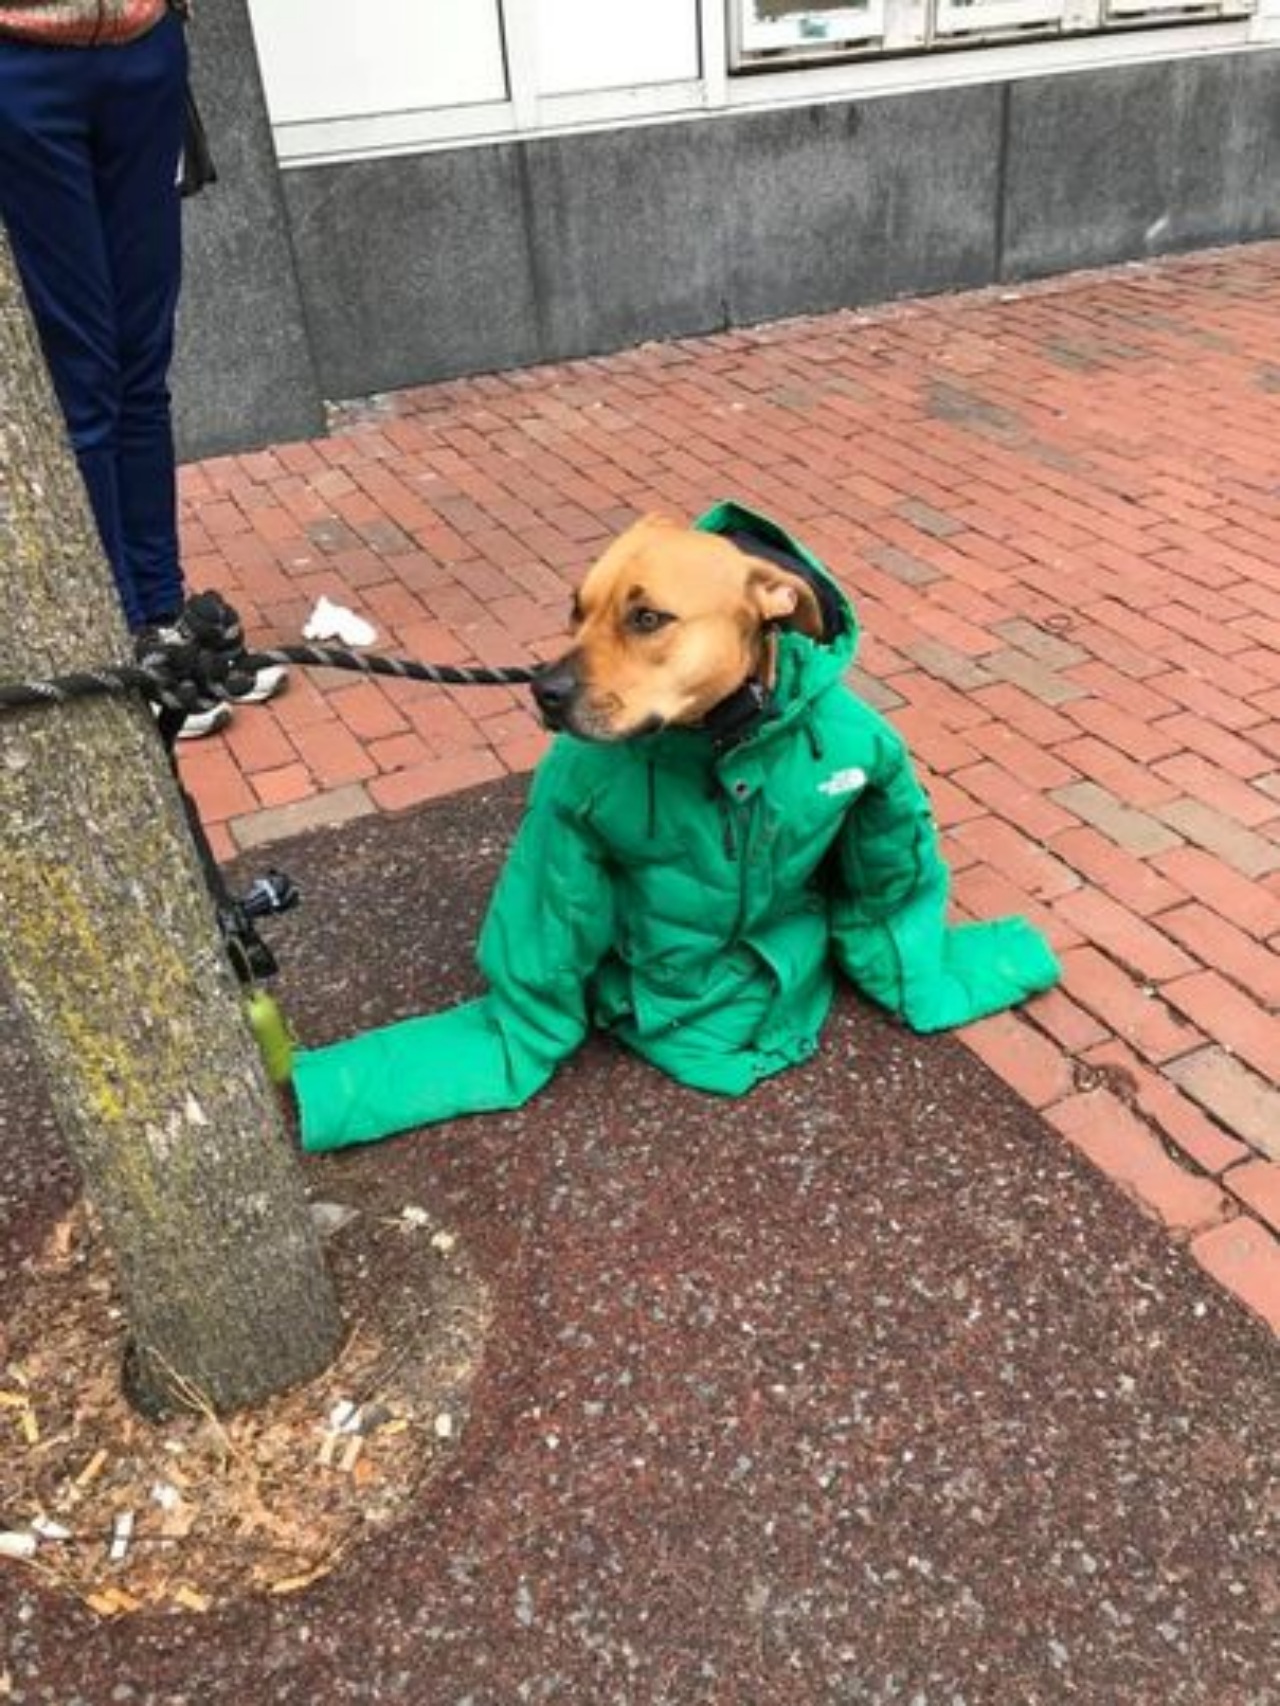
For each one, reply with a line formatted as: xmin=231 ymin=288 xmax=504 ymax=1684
xmin=2 ymin=779 xmax=1276 ymax=1704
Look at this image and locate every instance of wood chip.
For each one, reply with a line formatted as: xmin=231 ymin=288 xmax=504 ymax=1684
xmin=172 ymin=1586 xmax=211 ymax=1614
xmin=48 ymin=1216 xmax=78 ymax=1262
xmin=268 ymin=1563 xmax=332 ymax=1596
xmin=74 ymin=1448 xmax=108 ymax=1487
xmin=84 ymin=1587 xmax=141 ymax=1618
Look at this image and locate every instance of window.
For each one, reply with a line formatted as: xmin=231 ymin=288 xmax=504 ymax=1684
xmin=249 ymin=0 xmax=509 ymax=126
xmin=249 ymin=0 xmax=706 ymax=161
xmin=249 ymin=0 xmax=1269 ymax=163
xmin=533 ymin=0 xmax=701 ymax=93
xmin=729 ymin=0 xmax=1256 ymax=64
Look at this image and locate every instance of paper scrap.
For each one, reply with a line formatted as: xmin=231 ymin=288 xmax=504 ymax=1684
xmin=302 ymin=596 xmax=377 ymax=648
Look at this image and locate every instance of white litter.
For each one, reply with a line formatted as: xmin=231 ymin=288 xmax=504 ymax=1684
xmin=327 ymin=1399 xmax=361 ymax=1436
xmin=30 ymin=1517 xmax=72 ymax=1542
xmin=108 ymin=1511 xmax=135 ymax=1565
xmin=302 ymin=596 xmax=377 ymax=648
xmin=0 ymin=1533 xmax=37 ymax=1561
xmin=310 ymin=1201 xmax=360 ymax=1237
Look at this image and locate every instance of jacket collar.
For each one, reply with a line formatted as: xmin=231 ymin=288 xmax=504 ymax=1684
xmin=698 ymin=674 xmax=775 ymax=752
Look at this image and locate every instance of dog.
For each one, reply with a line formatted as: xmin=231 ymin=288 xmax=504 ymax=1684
xmin=295 ymin=501 xmax=1058 ymax=1152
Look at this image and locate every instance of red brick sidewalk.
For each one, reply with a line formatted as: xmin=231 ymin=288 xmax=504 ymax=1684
xmin=177 ymin=242 xmax=1280 ymax=1333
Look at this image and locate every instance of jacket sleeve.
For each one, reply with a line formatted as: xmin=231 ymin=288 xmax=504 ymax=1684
xmin=828 ymin=719 xmax=1059 ymax=1032
xmin=294 ymin=743 xmax=615 ymax=1151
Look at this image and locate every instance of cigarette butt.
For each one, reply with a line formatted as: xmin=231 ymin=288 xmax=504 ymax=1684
xmin=30 ymin=1517 xmax=71 ymax=1542
xmin=340 ymin=1435 xmax=364 ymax=1474
xmin=327 ymin=1399 xmax=358 ymax=1434
xmin=173 ymin=1586 xmax=211 ymax=1614
xmin=108 ymin=1511 xmax=135 ymax=1565
xmin=19 ymin=1409 xmax=38 ymax=1446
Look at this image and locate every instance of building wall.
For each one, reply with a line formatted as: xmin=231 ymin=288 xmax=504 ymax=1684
xmin=171 ymin=5 xmax=1280 ymax=459
xmin=174 ymin=0 xmax=324 ymax=458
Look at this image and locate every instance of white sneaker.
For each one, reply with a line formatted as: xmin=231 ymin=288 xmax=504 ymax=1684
xmin=232 ymin=663 xmax=289 ymax=705
xmin=175 ymin=702 xmax=233 ymax=740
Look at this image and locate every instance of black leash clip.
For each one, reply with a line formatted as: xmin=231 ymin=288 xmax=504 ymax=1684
xmin=219 ymin=870 xmax=301 ymax=984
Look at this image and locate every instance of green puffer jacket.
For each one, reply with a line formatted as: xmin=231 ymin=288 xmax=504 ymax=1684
xmin=295 ymin=501 xmax=1059 ymax=1151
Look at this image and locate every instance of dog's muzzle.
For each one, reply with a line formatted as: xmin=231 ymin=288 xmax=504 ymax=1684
xmin=531 ymin=659 xmax=578 ymax=730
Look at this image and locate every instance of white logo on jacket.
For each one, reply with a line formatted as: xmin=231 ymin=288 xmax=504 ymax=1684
xmin=817 ymin=767 xmax=867 ymax=798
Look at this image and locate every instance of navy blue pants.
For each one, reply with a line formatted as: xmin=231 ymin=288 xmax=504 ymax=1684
xmin=0 ymin=13 xmax=187 ymax=629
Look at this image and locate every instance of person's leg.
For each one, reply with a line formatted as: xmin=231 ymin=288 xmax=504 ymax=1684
xmin=93 ymin=11 xmax=187 ymax=628
xmin=98 ymin=15 xmax=284 ymax=730
xmin=0 ymin=38 xmax=138 ymax=624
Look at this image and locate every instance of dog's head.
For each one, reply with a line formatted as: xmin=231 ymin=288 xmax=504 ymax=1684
xmin=532 ymin=515 xmax=824 ymax=742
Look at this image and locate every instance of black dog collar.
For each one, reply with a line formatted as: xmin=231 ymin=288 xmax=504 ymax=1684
xmin=698 ymin=674 xmax=775 ymax=752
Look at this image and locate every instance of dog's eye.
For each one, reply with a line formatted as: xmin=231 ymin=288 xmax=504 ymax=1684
xmin=626 ymin=607 xmax=674 ymax=636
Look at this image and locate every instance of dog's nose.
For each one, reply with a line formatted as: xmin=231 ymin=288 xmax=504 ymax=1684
xmin=531 ymin=662 xmax=577 ymax=727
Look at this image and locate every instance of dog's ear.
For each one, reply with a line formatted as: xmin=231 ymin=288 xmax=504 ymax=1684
xmin=747 ymin=563 xmax=825 ymax=639
xmin=633 ymin=511 xmax=683 ymax=534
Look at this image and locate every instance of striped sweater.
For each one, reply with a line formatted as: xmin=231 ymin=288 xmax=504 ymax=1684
xmin=0 ymin=1 xmax=169 ymax=44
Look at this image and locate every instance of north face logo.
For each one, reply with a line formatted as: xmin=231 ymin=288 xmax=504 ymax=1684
xmin=817 ymin=767 xmax=867 ymax=798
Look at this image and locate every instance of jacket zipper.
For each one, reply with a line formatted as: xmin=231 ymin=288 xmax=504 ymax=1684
xmin=717 ymin=785 xmax=754 ymax=942
xmin=718 ymin=794 xmax=736 ymax=860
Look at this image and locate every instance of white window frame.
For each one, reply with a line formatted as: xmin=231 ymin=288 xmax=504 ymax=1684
xmin=260 ymin=0 xmax=1276 ymax=166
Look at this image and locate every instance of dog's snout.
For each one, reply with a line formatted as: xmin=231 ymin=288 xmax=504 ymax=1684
xmin=532 ymin=661 xmax=578 ymax=727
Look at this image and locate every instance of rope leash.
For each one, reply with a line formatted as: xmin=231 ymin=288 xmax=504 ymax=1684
xmin=0 ymin=592 xmax=545 ymax=1083
xmin=0 ymin=591 xmax=538 ymax=717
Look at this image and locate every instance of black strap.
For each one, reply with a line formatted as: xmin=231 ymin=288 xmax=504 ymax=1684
xmin=698 ymin=675 xmax=774 ymax=753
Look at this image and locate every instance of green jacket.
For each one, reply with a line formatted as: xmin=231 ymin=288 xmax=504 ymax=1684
xmin=295 ymin=502 xmax=1059 ymax=1151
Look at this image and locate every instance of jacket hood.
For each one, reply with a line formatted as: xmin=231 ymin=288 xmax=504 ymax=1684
xmin=651 ymin=499 xmax=860 ymax=757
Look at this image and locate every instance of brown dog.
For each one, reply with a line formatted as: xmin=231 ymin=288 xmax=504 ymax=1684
xmin=295 ymin=501 xmax=1059 ymax=1153
xmin=531 ymin=514 xmax=826 ymax=740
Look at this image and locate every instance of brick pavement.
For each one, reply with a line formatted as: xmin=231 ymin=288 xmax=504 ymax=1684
xmin=176 ymin=242 xmax=1280 ymax=1333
